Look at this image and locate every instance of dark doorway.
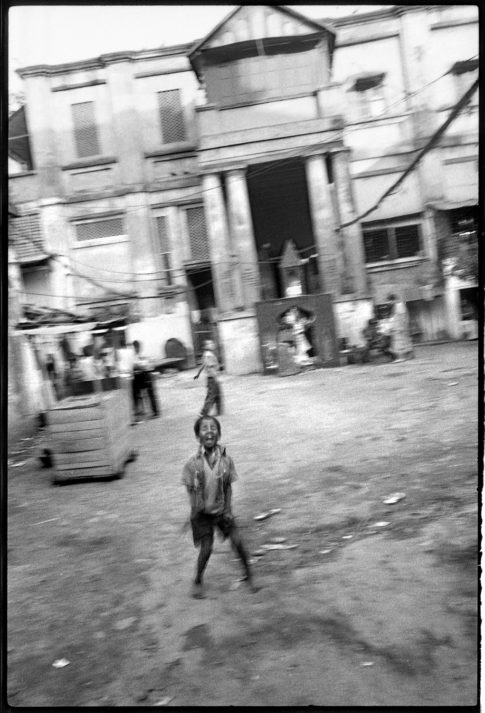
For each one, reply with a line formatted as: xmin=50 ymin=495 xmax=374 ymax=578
xmin=247 ymin=158 xmax=319 ymax=298
xmin=186 ymin=265 xmax=221 ymax=364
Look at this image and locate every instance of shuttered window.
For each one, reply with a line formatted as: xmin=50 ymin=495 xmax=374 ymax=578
xmin=186 ymin=206 xmax=209 ymax=262
xmin=75 ymin=217 xmax=124 ymax=242
xmin=72 ymin=101 xmax=100 ymax=158
xmin=395 ymin=225 xmax=421 ymax=258
xmin=158 ymin=89 xmax=186 ymax=144
xmin=363 ymin=223 xmax=422 ymax=263
xmin=155 ymin=215 xmax=173 ymax=285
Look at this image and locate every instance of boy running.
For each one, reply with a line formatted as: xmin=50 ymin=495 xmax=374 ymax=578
xmin=182 ymin=415 xmax=257 ymax=598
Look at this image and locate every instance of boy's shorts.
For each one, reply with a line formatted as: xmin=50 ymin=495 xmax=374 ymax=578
xmin=190 ymin=512 xmax=235 ymax=546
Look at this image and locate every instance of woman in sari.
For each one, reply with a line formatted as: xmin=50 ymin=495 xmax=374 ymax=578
xmin=387 ymin=294 xmax=414 ymax=361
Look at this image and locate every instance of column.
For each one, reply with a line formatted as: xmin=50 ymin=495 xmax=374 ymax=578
xmin=104 ymin=58 xmax=144 ymax=188
xmin=202 ymin=173 xmax=243 ymax=313
xmin=226 ymin=168 xmax=261 ymax=308
xmin=23 ymin=74 xmax=63 ymax=199
xmin=332 ymin=150 xmax=368 ymax=296
xmin=305 ymin=154 xmax=342 ymax=298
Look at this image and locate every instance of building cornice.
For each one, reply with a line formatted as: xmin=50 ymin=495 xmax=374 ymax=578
xmin=17 ymin=41 xmax=195 ymax=78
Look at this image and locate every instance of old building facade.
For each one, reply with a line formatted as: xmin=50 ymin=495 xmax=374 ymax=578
xmin=9 ymin=4 xmax=478 ymax=373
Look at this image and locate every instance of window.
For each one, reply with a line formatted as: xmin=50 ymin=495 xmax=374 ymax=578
xmin=155 ymin=216 xmax=173 ymax=286
xmin=186 ymin=206 xmax=209 ymax=262
xmin=75 ymin=217 xmax=124 ymax=242
xmin=352 ymin=73 xmax=387 ymax=119
xmin=158 ymin=89 xmax=186 ymax=144
xmin=363 ymin=222 xmax=422 ymax=263
xmin=72 ymin=101 xmax=100 ymax=158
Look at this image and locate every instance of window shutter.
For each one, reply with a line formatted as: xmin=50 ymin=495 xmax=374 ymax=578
xmin=363 ymin=228 xmax=391 ymax=263
xmin=155 ymin=215 xmax=173 ymax=285
xmin=158 ymin=89 xmax=186 ymax=144
xmin=186 ymin=207 xmax=209 ymax=262
xmin=72 ymin=102 xmax=100 ymax=158
xmin=394 ymin=225 xmax=421 ymax=258
xmin=75 ymin=218 xmax=124 ymax=241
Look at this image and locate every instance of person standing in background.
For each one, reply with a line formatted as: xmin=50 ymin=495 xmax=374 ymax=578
xmin=194 ymin=339 xmax=223 ymax=417
xmin=133 ymin=340 xmax=160 ymax=420
xmin=387 ymin=294 xmax=414 ymax=362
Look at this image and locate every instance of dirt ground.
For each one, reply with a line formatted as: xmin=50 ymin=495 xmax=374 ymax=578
xmin=7 ymin=341 xmax=478 ymax=707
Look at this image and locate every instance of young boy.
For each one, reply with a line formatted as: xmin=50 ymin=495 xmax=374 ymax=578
xmin=182 ymin=415 xmax=257 ymax=598
xmin=194 ymin=340 xmax=222 ymax=417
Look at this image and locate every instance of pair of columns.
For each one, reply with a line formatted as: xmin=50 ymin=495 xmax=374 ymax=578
xmin=202 ymin=151 xmax=367 ymax=314
xmin=202 ymin=169 xmax=258 ymax=312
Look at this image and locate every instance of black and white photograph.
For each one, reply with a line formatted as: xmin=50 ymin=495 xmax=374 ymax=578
xmin=7 ymin=3 xmax=479 ymax=707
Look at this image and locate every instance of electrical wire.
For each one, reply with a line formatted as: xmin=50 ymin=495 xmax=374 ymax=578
xmin=9 ymin=56 xmax=478 ymax=300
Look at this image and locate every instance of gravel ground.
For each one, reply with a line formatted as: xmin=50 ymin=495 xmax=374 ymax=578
xmin=7 ymin=341 xmax=478 ymax=707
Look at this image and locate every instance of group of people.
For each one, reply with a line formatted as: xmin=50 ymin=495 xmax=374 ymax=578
xmin=362 ymin=294 xmax=414 ymax=363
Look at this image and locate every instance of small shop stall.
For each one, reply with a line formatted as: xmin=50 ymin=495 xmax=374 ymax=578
xmin=16 ymin=315 xmax=135 ymax=483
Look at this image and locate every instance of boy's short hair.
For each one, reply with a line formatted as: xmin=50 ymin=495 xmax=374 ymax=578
xmin=194 ymin=415 xmax=221 ymax=437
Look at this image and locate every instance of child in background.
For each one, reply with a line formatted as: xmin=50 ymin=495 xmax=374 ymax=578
xmin=194 ymin=339 xmax=223 ymax=417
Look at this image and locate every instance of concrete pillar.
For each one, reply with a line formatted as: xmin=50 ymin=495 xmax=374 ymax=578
xmin=444 ymin=275 xmax=462 ymax=339
xmin=103 ymin=58 xmax=144 ymax=188
xmin=39 ymin=198 xmax=76 ymax=313
xmin=124 ymin=193 xmax=159 ymax=318
xmin=23 ymin=74 xmax=62 ymax=198
xmin=423 ymin=207 xmax=438 ymax=263
xmin=305 ymin=154 xmax=342 ymax=298
xmin=226 ymin=168 xmax=261 ymax=307
xmin=202 ymin=173 xmax=243 ymax=313
xmin=332 ymin=150 xmax=368 ymax=296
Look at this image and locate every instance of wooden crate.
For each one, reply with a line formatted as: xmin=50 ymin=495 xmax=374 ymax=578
xmin=48 ymin=389 xmax=132 ymax=483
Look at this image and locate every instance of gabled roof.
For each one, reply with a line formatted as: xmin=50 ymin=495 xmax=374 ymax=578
xmin=188 ymin=4 xmax=336 ymax=68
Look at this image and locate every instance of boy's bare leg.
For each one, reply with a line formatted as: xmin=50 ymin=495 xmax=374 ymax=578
xmin=229 ymin=530 xmax=259 ymax=592
xmin=193 ymin=534 xmax=213 ymax=598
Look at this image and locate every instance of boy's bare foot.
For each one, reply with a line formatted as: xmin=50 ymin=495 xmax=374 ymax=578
xmin=241 ymin=576 xmax=260 ymax=593
xmin=191 ymin=582 xmax=205 ymax=599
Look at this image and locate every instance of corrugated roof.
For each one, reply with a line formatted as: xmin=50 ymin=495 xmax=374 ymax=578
xmin=9 ymin=213 xmax=50 ymax=265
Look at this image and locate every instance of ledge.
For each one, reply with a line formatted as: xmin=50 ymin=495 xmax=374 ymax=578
xmin=144 ymin=143 xmax=196 ymax=158
xmin=9 ymin=170 xmax=37 ymax=178
xmin=62 ymin=157 xmax=118 ymax=171
xmin=52 ymin=79 xmax=107 ymax=92
xmin=366 ymin=258 xmax=426 ymax=272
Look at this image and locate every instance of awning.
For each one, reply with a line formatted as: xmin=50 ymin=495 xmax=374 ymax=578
xmin=15 ymin=322 xmax=99 ymax=335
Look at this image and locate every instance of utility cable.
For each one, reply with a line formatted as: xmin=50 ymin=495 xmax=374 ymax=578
xmin=339 ymin=77 xmax=479 ymax=229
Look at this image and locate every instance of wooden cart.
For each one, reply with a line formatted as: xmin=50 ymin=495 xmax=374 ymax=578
xmin=48 ymin=387 xmax=133 ymax=484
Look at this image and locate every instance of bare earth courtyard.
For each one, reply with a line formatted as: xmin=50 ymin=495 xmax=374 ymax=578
xmin=7 ymin=341 xmax=478 ymax=707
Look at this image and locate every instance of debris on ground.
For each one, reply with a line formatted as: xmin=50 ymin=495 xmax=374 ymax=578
xmin=261 ymin=543 xmax=298 ymax=551
xmin=361 ymin=661 xmax=375 ymax=667
xmin=447 ymin=382 xmax=459 ymax=386
xmin=342 ymin=535 xmax=353 ymax=540
xmin=52 ymin=658 xmax=70 ymax=669
xmin=254 ymin=508 xmax=281 ymax=521
xmin=319 ymin=549 xmax=333 ymax=554
xmin=383 ymin=492 xmax=406 ymax=504
xmin=268 ymin=536 xmax=287 ymax=544
xmin=374 ymin=521 xmax=390 ymax=528
xmin=155 ymin=696 xmax=174 ymax=705
xmin=113 ymin=617 xmax=136 ymax=631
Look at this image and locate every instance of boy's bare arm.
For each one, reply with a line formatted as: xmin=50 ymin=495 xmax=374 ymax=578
xmin=223 ymin=483 xmax=233 ymax=515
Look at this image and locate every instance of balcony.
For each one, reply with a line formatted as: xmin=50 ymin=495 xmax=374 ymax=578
xmin=195 ymin=84 xmax=344 ymax=167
